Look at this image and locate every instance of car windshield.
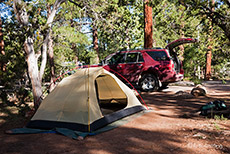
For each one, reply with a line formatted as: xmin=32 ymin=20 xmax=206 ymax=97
xmin=146 ymin=51 xmax=168 ymax=61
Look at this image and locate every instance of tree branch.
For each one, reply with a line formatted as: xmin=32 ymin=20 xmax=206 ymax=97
xmin=69 ymin=0 xmax=83 ymax=8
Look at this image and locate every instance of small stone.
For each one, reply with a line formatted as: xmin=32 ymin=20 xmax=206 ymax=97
xmin=191 ymin=84 xmax=207 ymax=97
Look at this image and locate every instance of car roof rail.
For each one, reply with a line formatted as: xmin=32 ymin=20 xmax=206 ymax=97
xmin=119 ymin=47 xmax=163 ymax=52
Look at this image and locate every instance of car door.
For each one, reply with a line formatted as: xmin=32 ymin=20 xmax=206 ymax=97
xmin=165 ymin=38 xmax=197 ymax=73
xmin=165 ymin=38 xmax=197 ymax=50
xmin=121 ymin=52 xmax=144 ymax=82
xmin=103 ymin=52 xmax=126 ymax=76
xmin=145 ymin=50 xmax=170 ymax=76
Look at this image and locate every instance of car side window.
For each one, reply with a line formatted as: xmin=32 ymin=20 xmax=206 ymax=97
xmin=108 ymin=53 xmax=125 ymax=64
xmin=146 ymin=51 xmax=168 ymax=61
xmin=126 ymin=53 xmax=138 ymax=63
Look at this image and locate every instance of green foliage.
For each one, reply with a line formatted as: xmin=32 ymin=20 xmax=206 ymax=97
xmin=1 ymin=0 xmax=230 ymax=106
xmin=97 ymin=0 xmax=144 ymax=59
xmin=152 ymin=0 xmax=230 ymax=80
xmin=214 ymin=114 xmax=228 ymax=121
xmin=1 ymin=18 xmax=26 ymax=84
xmin=0 ymin=16 xmax=30 ymax=103
xmin=52 ymin=23 xmax=93 ymax=64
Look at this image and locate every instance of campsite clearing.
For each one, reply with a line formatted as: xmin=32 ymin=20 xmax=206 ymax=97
xmin=0 ymin=82 xmax=230 ymax=154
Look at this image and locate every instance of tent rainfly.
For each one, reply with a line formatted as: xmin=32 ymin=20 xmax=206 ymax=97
xmin=27 ymin=67 xmax=146 ymax=132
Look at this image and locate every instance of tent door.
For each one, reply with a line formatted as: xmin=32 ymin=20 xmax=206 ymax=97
xmin=95 ymin=75 xmax=128 ymax=115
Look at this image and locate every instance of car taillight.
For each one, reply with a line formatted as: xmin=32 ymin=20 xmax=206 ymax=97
xmin=172 ymin=62 xmax=174 ymax=70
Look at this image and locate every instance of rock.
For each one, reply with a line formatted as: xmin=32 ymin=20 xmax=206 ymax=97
xmin=192 ymin=132 xmax=207 ymax=139
xmin=191 ymin=84 xmax=207 ymax=97
xmin=77 ymin=136 xmax=84 ymax=140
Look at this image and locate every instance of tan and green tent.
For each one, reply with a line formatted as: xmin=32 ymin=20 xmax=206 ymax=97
xmin=27 ymin=67 xmax=146 ymax=132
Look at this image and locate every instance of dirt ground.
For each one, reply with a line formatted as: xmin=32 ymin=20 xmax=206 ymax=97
xmin=0 ymin=82 xmax=230 ymax=154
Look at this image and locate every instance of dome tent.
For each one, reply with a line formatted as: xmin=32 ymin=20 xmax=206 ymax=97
xmin=27 ymin=67 xmax=146 ymax=132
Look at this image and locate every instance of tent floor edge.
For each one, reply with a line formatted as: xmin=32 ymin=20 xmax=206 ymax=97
xmin=26 ymin=105 xmax=146 ymax=132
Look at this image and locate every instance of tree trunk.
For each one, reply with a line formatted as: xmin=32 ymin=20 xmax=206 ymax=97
xmin=152 ymin=16 xmax=157 ymax=47
xmin=40 ymin=1 xmax=66 ymax=82
xmin=40 ymin=33 xmax=48 ymax=82
xmin=179 ymin=0 xmax=185 ymax=61
xmin=205 ymin=0 xmax=215 ymax=80
xmin=144 ymin=0 xmax=153 ymax=49
xmin=13 ymin=0 xmax=42 ymax=109
xmin=13 ymin=0 xmax=66 ymax=109
xmin=48 ymin=32 xmax=56 ymax=92
xmin=0 ymin=17 xmax=6 ymax=72
xmin=24 ymin=37 xmax=42 ymax=109
xmin=93 ymin=25 xmax=100 ymax=64
xmin=205 ymin=50 xmax=212 ymax=80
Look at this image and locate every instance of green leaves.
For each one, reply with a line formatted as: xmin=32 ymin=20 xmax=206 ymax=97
xmin=1 ymin=0 xmax=230 ymax=92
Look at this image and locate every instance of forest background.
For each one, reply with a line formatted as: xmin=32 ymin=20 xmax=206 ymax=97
xmin=0 ymin=0 xmax=230 ymax=109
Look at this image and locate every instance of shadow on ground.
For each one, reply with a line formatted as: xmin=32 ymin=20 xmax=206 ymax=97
xmin=141 ymin=91 xmax=230 ymax=119
xmin=0 ymin=125 xmax=191 ymax=154
xmin=0 ymin=85 xmax=229 ymax=154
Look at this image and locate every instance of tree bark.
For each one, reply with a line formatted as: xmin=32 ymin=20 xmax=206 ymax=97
xmin=0 ymin=17 xmax=6 ymax=72
xmin=144 ymin=0 xmax=153 ymax=49
xmin=24 ymin=37 xmax=42 ymax=109
xmin=205 ymin=0 xmax=215 ymax=80
xmin=13 ymin=0 xmax=42 ymax=109
xmin=48 ymin=32 xmax=56 ymax=92
xmin=205 ymin=49 xmax=212 ymax=80
xmin=40 ymin=34 xmax=48 ymax=82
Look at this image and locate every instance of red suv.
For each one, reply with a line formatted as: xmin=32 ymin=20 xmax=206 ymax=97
xmin=102 ymin=38 xmax=197 ymax=91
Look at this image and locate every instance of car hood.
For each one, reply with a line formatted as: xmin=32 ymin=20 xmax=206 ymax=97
xmin=165 ymin=38 xmax=197 ymax=50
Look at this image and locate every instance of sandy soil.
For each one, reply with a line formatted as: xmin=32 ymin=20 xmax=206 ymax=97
xmin=0 ymin=83 xmax=229 ymax=154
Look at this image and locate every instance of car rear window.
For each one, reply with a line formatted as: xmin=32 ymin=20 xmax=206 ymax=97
xmin=146 ymin=51 xmax=168 ymax=61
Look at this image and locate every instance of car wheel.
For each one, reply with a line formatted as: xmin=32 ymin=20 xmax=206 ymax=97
xmin=162 ymin=83 xmax=169 ymax=88
xmin=139 ymin=74 xmax=159 ymax=92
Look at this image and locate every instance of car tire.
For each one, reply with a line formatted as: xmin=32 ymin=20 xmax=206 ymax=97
xmin=139 ymin=74 xmax=159 ymax=92
xmin=158 ymin=83 xmax=169 ymax=91
xmin=162 ymin=83 xmax=169 ymax=88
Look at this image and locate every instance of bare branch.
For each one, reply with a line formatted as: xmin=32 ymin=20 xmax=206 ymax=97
xmin=13 ymin=0 xmax=29 ymax=26
xmin=69 ymin=0 xmax=83 ymax=8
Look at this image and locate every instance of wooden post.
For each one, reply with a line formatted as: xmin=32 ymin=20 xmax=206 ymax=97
xmin=144 ymin=0 xmax=153 ymax=49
